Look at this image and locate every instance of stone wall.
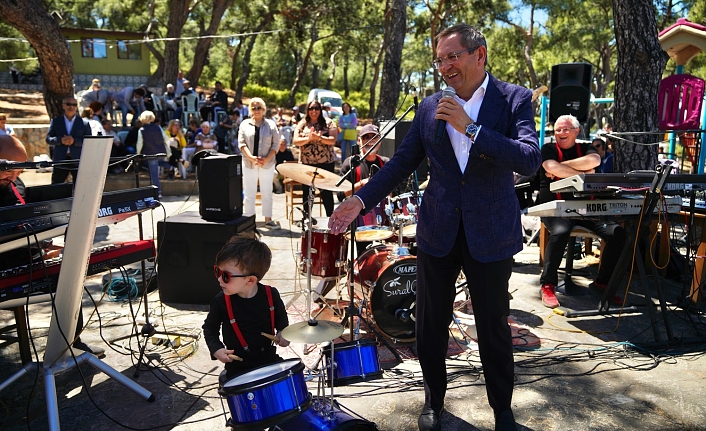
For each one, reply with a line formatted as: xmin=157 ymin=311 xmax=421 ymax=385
xmin=12 ymin=125 xmax=50 ymax=161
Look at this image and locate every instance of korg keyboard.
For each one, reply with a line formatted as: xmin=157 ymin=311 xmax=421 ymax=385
xmin=527 ymin=196 xmax=683 ymax=218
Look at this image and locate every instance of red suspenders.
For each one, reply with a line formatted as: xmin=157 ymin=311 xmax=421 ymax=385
xmin=224 ymin=285 xmax=276 ymax=351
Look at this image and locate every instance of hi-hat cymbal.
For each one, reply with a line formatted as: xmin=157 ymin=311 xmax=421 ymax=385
xmin=277 ymin=163 xmax=352 ymax=192
xmin=281 ymin=320 xmax=344 ymax=344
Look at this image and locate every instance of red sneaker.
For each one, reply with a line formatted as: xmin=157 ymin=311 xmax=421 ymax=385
xmin=540 ymin=284 xmax=560 ymax=308
xmin=590 ymin=282 xmax=622 ymax=306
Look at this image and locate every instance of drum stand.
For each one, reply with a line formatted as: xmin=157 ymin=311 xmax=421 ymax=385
xmin=337 ymin=144 xmax=402 ymax=364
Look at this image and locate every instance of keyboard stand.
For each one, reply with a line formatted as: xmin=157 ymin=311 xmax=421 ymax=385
xmin=561 ymin=164 xmax=675 ymax=342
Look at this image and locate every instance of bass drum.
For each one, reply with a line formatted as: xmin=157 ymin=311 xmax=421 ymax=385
xmin=353 ymin=245 xmax=416 ymax=342
xmin=276 ymin=397 xmax=378 ymax=430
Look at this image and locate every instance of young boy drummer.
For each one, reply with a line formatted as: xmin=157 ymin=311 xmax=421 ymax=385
xmin=202 ymin=234 xmax=290 ymax=384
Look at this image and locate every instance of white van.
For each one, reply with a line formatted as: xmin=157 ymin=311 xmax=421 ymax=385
xmin=307 ymin=88 xmax=343 ymax=118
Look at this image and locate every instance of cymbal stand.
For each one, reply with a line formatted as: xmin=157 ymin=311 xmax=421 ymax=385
xmin=337 ymin=144 xmax=402 ymax=363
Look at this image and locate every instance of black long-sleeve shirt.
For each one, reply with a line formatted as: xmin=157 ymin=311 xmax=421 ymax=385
xmin=202 ymin=283 xmax=288 ymax=377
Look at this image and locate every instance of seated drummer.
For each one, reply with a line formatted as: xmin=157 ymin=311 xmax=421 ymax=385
xmin=338 ymin=124 xmax=389 ymax=254
xmin=203 ymin=234 xmax=290 ymax=385
xmin=538 ymin=114 xmax=626 ymax=309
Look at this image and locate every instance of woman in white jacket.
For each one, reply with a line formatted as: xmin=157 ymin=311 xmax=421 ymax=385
xmin=238 ymin=97 xmax=280 ymax=228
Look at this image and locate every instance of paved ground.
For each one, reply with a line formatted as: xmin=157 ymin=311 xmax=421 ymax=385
xmin=1 ymin=170 xmax=706 ymax=430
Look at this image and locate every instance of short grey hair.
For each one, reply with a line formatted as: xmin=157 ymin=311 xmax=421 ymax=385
xmin=555 ymin=114 xmax=580 ymax=129
xmin=138 ymin=110 xmax=155 ymax=124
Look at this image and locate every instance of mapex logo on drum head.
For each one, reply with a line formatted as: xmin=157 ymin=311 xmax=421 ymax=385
xmin=393 ymin=264 xmax=416 ymax=275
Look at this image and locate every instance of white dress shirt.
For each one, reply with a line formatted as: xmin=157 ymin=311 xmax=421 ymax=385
xmin=446 ymin=72 xmax=488 ymax=174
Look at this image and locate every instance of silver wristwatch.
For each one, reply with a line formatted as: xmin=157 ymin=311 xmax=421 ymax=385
xmin=465 ymin=123 xmax=479 ymax=140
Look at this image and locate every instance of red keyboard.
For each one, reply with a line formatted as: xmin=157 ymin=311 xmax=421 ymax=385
xmin=0 ymin=240 xmax=155 ymax=303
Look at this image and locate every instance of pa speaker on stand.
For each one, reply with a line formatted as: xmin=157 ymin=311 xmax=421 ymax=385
xmin=197 ymin=154 xmax=243 ymax=221
xmin=549 ymin=62 xmax=593 ymax=126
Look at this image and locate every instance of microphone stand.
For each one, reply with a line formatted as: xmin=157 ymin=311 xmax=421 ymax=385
xmin=112 ymin=153 xmax=189 ymax=377
xmin=336 ymin=103 xmax=416 ymax=363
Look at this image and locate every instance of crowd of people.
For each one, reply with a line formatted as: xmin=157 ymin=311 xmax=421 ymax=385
xmin=38 ymin=72 xmax=360 ymax=223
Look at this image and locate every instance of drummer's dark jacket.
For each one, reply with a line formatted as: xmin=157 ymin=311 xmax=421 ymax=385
xmin=537 ymin=141 xmax=598 ymax=204
xmin=0 ymin=179 xmax=31 ymax=269
xmin=337 ymin=155 xmax=390 ymax=202
xmin=202 ymin=283 xmax=289 ymax=378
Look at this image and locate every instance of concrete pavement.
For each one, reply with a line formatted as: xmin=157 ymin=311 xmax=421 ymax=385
xmin=0 ymin=169 xmax=705 ymax=430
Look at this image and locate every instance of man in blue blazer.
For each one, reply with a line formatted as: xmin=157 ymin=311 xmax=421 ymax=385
xmin=330 ymin=24 xmax=540 ymax=431
xmin=45 ymin=96 xmax=92 ymax=184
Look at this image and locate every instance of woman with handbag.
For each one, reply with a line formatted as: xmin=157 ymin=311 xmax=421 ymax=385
xmin=238 ymin=97 xmax=280 ymax=229
xmin=136 ymin=110 xmax=172 ymax=198
xmin=338 ymin=102 xmax=357 ymax=162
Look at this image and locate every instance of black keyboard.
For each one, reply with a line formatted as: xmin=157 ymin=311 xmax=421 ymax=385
xmin=0 ymin=186 xmax=160 ymax=243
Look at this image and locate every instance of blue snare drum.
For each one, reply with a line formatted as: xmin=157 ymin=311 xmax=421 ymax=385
xmin=218 ymin=359 xmax=312 ymax=431
xmin=321 ymin=339 xmax=383 ymax=386
xmin=276 ymin=397 xmax=378 ymax=430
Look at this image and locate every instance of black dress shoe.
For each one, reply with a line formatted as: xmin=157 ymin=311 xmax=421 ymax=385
xmin=73 ymin=340 xmax=106 ymax=357
xmin=494 ymin=409 xmax=517 ymax=431
xmin=418 ymin=405 xmax=443 ymax=431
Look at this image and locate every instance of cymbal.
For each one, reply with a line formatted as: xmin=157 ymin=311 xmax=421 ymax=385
xmin=281 ymin=320 xmax=344 ymax=344
xmin=277 ymin=163 xmax=352 ymax=192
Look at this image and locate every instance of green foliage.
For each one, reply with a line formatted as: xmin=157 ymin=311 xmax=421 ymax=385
xmin=342 ymin=91 xmax=370 ymax=119
xmin=242 ymin=83 xmax=295 ymax=107
xmin=7 ymin=0 xmax=706 ymax=122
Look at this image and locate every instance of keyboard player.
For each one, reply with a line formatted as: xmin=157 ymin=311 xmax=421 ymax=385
xmin=0 ymin=135 xmax=105 ymax=357
xmin=537 ymin=115 xmax=625 ymax=309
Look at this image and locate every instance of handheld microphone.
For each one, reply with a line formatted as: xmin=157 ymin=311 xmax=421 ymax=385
xmin=434 ymin=87 xmax=456 ymax=146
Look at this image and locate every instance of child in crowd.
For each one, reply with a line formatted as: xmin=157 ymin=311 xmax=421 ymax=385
xmin=202 ymin=234 xmax=290 ymax=384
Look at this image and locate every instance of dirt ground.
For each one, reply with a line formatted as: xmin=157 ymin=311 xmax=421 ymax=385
xmin=0 ymin=89 xmax=50 ymax=124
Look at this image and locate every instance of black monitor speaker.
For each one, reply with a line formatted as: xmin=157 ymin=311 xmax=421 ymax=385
xmin=197 ymin=154 xmax=243 ymax=221
xmin=377 ymin=120 xmax=428 ymax=182
xmin=549 ymin=63 xmax=593 ymax=124
xmin=157 ymin=212 xmax=255 ymax=304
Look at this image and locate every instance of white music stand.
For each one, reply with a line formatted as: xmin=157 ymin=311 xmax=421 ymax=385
xmin=0 ymin=136 xmax=154 ymax=431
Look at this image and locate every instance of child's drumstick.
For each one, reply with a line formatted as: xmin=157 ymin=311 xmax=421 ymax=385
xmin=227 ymin=354 xmax=243 ymax=361
xmin=261 ymin=332 xmax=278 ymax=342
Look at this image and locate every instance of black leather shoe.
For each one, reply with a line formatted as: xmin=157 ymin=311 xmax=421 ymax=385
xmin=73 ymin=340 xmax=106 ymax=358
xmin=418 ymin=405 xmax=443 ymax=431
xmin=494 ymin=409 xmax=517 ymax=431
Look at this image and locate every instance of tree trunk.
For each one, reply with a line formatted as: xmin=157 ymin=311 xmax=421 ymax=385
xmin=611 ymin=0 xmax=667 ymax=172
xmin=287 ymin=15 xmax=320 ymax=107
xmin=356 ymin=57 xmax=367 ymax=92
xmin=375 ymin=0 xmax=406 ymax=120
xmin=427 ymin=0 xmax=448 ymax=92
xmin=144 ymin=0 xmax=164 ymax=88
xmin=368 ymin=36 xmax=385 ymax=118
xmin=325 ymin=49 xmax=339 ymax=90
xmin=186 ymin=0 xmax=234 ymax=87
xmin=0 ymin=0 xmax=73 ymax=118
xmin=343 ymin=52 xmax=349 ymax=98
xmin=230 ymin=38 xmax=244 ymax=92
xmin=163 ymin=0 xmax=193 ymax=90
xmin=145 ymin=43 xmax=166 ymax=87
xmin=235 ymin=11 xmax=274 ymax=102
